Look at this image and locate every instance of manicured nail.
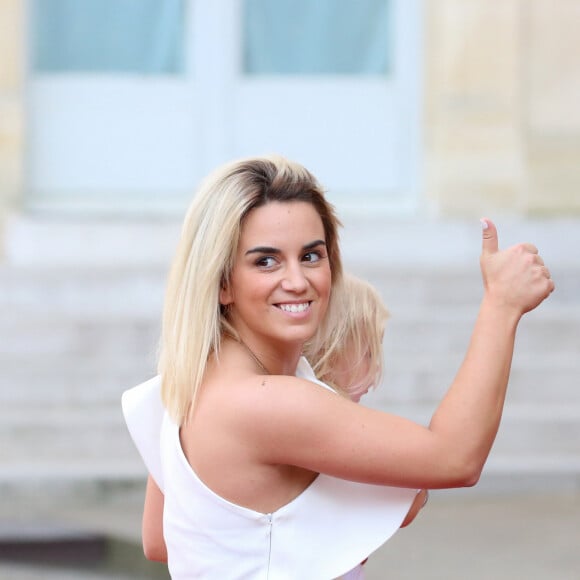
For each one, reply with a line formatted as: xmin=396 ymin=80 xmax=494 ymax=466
xmin=480 ymin=219 xmax=489 ymax=230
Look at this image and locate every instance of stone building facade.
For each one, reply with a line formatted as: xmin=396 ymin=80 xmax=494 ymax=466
xmin=0 ymin=1 xmax=578 ymax=505
xmin=0 ymin=0 xmax=23 ymax=232
xmin=1 ymin=1 xmax=580 ymax=231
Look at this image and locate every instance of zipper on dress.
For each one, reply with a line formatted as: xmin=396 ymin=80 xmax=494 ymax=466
xmin=266 ymin=513 xmax=273 ymax=578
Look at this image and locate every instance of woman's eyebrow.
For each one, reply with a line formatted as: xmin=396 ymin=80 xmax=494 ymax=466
xmin=303 ymin=239 xmax=326 ymax=251
xmin=245 ymin=246 xmax=280 ymax=256
xmin=245 ymin=239 xmax=326 ymax=256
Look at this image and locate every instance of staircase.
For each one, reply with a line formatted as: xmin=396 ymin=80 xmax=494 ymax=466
xmin=357 ymin=265 xmax=580 ymax=493
xmin=1 ymin=216 xmax=578 ymax=501
xmin=0 ymin=265 xmax=164 ymax=503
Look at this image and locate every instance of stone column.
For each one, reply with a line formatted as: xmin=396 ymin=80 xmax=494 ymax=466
xmin=523 ymin=0 xmax=580 ymax=214
xmin=424 ymin=0 xmax=525 ymax=216
xmin=0 ymin=0 xmax=25 ymax=231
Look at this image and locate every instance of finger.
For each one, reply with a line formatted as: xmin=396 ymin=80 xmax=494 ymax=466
xmin=481 ymin=218 xmax=499 ymax=255
xmin=522 ymin=242 xmax=539 ymax=254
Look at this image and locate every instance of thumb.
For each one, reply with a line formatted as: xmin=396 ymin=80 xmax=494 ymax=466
xmin=481 ymin=218 xmax=499 ymax=254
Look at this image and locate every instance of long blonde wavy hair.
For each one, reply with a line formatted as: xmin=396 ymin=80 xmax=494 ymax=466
xmin=158 ymin=155 xmax=343 ymax=424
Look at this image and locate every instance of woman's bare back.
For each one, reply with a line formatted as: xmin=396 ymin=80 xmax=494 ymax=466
xmin=179 ymin=342 xmax=318 ymax=514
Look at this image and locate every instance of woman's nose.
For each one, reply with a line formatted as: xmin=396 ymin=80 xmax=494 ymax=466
xmin=280 ymin=263 xmax=308 ymax=292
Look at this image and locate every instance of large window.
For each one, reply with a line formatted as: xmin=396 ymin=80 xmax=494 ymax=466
xmin=244 ymin=0 xmax=391 ymax=75
xmin=31 ymin=0 xmax=185 ymax=74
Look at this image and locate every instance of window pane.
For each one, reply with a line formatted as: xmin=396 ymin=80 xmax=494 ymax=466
xmin=244 ymin=0 xmax=391 ymax=75
xmin=31 ymin=0 xmax=185 ymax=74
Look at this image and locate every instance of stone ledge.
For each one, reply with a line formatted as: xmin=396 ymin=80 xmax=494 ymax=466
xmin=0 ymin=457 xmax=578 ymax=501
xmin=4 ymin=214 xmax=580 ymax=267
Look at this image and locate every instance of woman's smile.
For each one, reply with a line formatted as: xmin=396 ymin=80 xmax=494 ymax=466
xmin=275 ymin=301 xmax=312 ymax=314
xmin=274 ymin=300 xmax=314 ymax=320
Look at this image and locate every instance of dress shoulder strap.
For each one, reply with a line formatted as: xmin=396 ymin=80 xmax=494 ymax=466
xmin=296 ymin=356 xmax=337 ymax=393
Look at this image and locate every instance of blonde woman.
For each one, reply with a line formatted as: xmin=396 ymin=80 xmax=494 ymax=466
xmin=123 ymin=155 xmax=554 ymax=579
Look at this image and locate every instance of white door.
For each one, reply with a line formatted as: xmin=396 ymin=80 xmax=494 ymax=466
xmin=27 ymin=0 xmax=203 ymax=212
xmin=27 ymin=0 xmax=421 ymax=214
xmin=230 ymin=0 xmax=422 ymax=212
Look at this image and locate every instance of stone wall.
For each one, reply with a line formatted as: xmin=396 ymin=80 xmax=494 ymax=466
xmin=0 ymin=0 xmax=24 ymax=230
xmin=524 ymin=0 xmax=580 ymax=214
xmin=1 ymin=1 xmax=579 ymax=220
xmin=424 ymin=1 xmax=524 ymax=215
xmin=425 ymin=0 xmax=580 ymax=216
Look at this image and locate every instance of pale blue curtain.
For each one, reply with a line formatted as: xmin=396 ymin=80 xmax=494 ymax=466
xmin=32 ymin=0 xmax=185 ymax=74
xmin=244 ymin=0 xmax=391 ymax=75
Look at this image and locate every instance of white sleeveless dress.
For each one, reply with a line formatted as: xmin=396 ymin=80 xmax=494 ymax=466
xmin=122 ymin=357 xmax=416 ymax=579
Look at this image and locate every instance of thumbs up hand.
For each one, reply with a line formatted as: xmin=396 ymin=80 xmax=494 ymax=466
xmin=479 ymin=218 xmax=555 ymax=316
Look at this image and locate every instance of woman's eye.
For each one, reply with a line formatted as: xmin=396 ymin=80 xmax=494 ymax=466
xmin=303 ymin=251 xmax=322 ymax=263
xmin=256 ymin=256 xmax=276 ymax=268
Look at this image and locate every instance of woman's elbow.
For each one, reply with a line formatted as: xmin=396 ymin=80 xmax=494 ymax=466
xmin=458 ymin=469 xmax=481 ymax=488
xmin=452 ymin=459 xmax=483 ymax=488
xmin=439 ymin=456 xmax=483 ymax=488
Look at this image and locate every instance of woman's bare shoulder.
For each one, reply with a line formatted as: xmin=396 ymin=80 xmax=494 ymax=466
xmin=215 ymin=372 xmax=341 ymax=439
xmin=225 ymin=373 xmax=360 ymax=456
xmin=229 ymin=373 xmax=338 ymax=411
xmin=225 ymin=373 xmax=441 ymax=489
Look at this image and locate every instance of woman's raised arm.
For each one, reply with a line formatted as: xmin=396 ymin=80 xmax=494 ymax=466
xmin=426 ymin=218 xmax=554 ymax=483
xmin=237 ymin=220 xmax=554 ymax=490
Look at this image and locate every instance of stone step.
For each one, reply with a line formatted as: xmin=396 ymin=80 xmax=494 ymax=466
xmin=7 ymin=216 xmax=580 ymax=270
xmin=0 ymin=355 xmax=152 ymax=405
xmin=0 ymin=452 xmax=578 ymax=498
xmin=1 ymin=461 xmax=578 ymax=503
xmin=383 ymin=305 xmax=580 ymax=347
xmin=1 ymin=346 xmax=578 ymax=407
xmin=1 ymin=304 xmax=577 ymax=358
xmin=0 ymin=401 xmax=578 ymax=465
xmin=1 ymin=261 xmax=578 ymax=315
xmin=0 ymin=406 xmax=136 ymax=463
xmin=0 ymin=316 xmax=159 ymax=359
xmin=370 ymin=402 xmax=580 ymax=454
xmin=352 ymin=263 xmax=580 ymax=309
xmin=0 ymin=266 xmax=167 ymax=317
xmin=2 ymin=452 xmax=578 ymax=486
xmin=0 ymin=456 xmax=557 ymax=502
xmin=377 ymin=353 xmax=580 ymax=404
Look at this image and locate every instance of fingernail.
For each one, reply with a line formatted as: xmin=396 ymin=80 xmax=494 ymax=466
xmin=480 ymin=219 xmax=489 ymax=230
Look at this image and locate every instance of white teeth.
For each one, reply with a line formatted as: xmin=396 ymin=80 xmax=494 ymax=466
xmin=279 ymin=302 xmax=309 ymax=313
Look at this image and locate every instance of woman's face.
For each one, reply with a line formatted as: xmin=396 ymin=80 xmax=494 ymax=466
xmin=220 ymin=201 xmax=332 ymax=348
